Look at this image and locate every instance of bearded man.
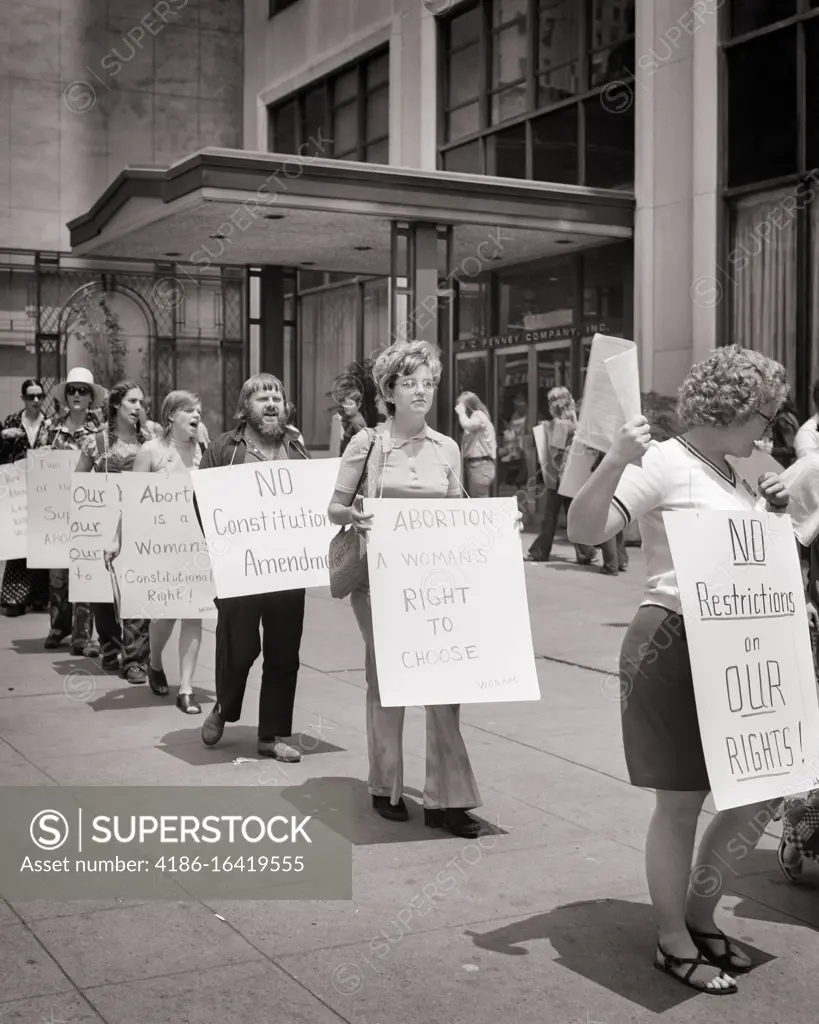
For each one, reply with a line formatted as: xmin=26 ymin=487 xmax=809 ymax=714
xmin=197 ymin=374 xmax=309 ymax=761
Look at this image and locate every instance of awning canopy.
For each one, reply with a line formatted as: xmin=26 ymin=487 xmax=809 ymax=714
xmin=68 ymin=148 xmax=634 ymax=274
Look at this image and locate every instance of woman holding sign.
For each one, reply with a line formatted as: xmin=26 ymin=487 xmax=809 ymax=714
xmin=0 ymin=379 xmax=51 ymax=616
xmin=328 ymin=339 xmax=484 ymax=839
xmin=133 ymin=390 xmax=204 ymax=714
xmin=568 ymin=346 xmax=793 ymax=995
xmin=75 ymin=381 xmax=150 ymax=684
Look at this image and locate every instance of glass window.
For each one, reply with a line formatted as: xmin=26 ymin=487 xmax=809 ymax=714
xmin=455 ymin=353 xmax=490 ymax=407
xmin=584 ymin=96 xmax=634 ymax=188
xmin=457 ymin=281 xmax=488 ymax=340
xmin=582 ymin=242 xmax=627 ymax=333
xmin=532 ymin=106 xmax=578 ymax=184
xmin=487 ymin=122 xmax=527 ymax=178
xmin=449 ymin=4 xmax=481 ymax=48
xmin=443 ymin=141 xmax=483 ymax=174
xmin=493 ymin=0 xmax=527 ymax=25
xmin=267 ymin=47 xmax=388 ymax=164
xmin=731 ymin=187 xmax=798 ymax=391
xmin=498 ymin=258 xmax=576 ymax=332
xmin=590 ymin=0 xmax=635 ymax=86
xmin=727 ymin=29 xmax=798 ymax=187
xmin=537 ymin=0 xmax=581 ymax=101
xmin=333 ymin=102 xmax=358 ymax=156
xmin=366 ymin=52 xmax=389 ymax=89
xmin=806 ymin=21 xmax=819 ymax=168
xmin=448 ymin=43 xmax=481 ymax=108
xmin=301 ymin=86 xmax=326 ymax=155
xmin=270 ymin=99 xmax=297 ymax=153
xmin=447 ymin=103 xmax=481 ymax=140
xmin=299 ymin=285 xmax=359 ymax=446
xmin=365 ymin=139 xmax=389 ymax=164
xmin=333 ymin=70 xmax=357 ymax=105
xmin=366 ymin=88 xmax=389 ymax=142
xmin=491 ymin=84 xmax=528 ymax=123
xmin=730 ymin=0 xmax=796 ymax=37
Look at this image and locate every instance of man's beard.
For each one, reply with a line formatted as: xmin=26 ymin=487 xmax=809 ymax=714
xmin=247 ymin=408 xmax=286 ymax=441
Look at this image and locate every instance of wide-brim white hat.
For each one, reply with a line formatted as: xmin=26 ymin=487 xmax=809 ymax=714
xmin=55 ymin=367 xmax=106 ymax=408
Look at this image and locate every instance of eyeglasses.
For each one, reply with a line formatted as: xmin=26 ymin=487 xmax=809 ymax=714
xmin=66 ymin=385 xmax=91 ymax=397
xmin=756 ymin=410 xmax=776 ymax=436
xmin=396 ymin=380 xmax=437 ymax=393
xmin=25 ymin=392 xmax=43 ymax=400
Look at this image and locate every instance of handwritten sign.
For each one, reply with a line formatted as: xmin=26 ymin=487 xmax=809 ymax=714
xmin=0 ymin=461 xmax=27 ymax=561
xmin=68 ymin=477 xmax=120 ymax=604
xmin=363 ymin=497 xmax=540 ymax=707
xmin=26 ymin=450 xmax=80 ymax=567
xmin=114 ymin=474 xmax=217 ymax=619
xmin=191 ymin=459 xmax=342 ymax=598
xmin=665 ymin=510 xmax=819 ymax=810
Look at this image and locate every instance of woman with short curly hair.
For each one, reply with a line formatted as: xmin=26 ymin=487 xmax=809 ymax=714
xmin=328 ymin=339 xmax=484 ymax=838
xmin=568 ymin=345 xmax=796 ymax=996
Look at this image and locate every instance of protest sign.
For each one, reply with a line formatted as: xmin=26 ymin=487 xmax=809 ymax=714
xmin=191 ymin=459 xmax=341 ymax=598
xmin=665 ymin=509 xmax=819 ymax=810
xmin=68 ymin=476 xmax=120 ymax=603
xmin=0 ymin=461 xmax=27 ymax=561
xmin=115 ymin=474 xmax=217 ymax=618
xmin=576 ymin=333 xmax=640 ymax=453
xmin=26 ymin=449 xmax=80 ymax=568
xmin=363 ymin=497 xmax=540 ymax=707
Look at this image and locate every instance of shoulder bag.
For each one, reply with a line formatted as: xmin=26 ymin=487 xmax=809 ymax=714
xmin=328 ymin=429 xmax=376 ymax=599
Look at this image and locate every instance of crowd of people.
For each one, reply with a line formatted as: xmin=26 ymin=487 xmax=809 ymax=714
xmin=2 ymin=338 xmax=819 ymax=995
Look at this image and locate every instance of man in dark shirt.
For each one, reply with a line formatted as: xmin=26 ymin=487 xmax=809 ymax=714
xmin=198 ymin=373 xmax=309 ymax=762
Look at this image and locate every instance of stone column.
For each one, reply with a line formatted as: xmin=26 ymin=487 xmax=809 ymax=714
xmin=634 ymin=0 xmax=720 ymax=395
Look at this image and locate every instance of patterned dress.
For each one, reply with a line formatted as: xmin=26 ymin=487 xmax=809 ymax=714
xmin=0 ymin=410 xmax=51 ymax=611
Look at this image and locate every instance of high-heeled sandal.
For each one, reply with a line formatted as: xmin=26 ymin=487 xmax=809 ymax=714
xmin=148 ymin=665 xmax=169 ymax=697
xmin=654 ymin=944 xmax=738 ymax=994
xmin=176 ymin=691 xmax=201 ymax=714
xmin=687 ymin=927 xmax=752 ymax=974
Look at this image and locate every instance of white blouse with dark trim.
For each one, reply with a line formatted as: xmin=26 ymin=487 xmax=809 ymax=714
xmin=612 ymin=437 xmax=763 ymax=615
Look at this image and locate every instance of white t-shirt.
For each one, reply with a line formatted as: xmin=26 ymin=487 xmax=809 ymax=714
xmin=612 ymin=437 xmax=762 ymax=614
xmin=794 ymin=415 xmax=819 ymax=460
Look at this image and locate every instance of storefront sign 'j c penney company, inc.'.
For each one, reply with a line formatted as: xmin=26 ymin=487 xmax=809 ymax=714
xmin=454 ymin=322 xmax=609 ymax=354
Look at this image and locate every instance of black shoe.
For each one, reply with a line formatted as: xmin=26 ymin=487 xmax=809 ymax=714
xmin=202 ymin=707 xmax=225 ymax=746
xmin=148 ymin=665 xmax=169 ymax=696
xmin=424 ymin=808 xmax=482 ymax=838
xmin=372 ymin=795 xmax=409 ymax=822
xmin=618 ymin=563 xmax=629 ymax=572
xmin=600 ymin=566 xmax=619 ymax=576
xmin=3 ymin=605 xmax=24 ymax=618
xmin=176 ymin=691 xmax=201 ymax=715
xmin=44 ymin=631 xmax=68 ymax=650
xmin=101 ymin=653 xmax=119 ymax=671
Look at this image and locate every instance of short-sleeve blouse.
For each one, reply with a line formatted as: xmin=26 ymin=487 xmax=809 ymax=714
xmin=334 ymin=423 xmax=462 ymax=500
xmin=612 ymin=437 xmax=762 ymax=614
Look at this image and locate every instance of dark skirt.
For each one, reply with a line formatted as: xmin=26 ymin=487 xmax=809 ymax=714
xmin=1 ymin=559 xmax=49 ymax=610
xmin=619 ymin=604 xmax=710 ymax=792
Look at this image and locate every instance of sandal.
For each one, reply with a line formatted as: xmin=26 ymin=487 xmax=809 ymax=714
xmin=176 ymin=691 xmax=201 ymax=715
xmin=687 ymin=927 xmax=752 ymax=975
xmin=654 ymin=944 xmax=737 ymax=995
xmin=148 ymin=665 xmax=169 ymax=697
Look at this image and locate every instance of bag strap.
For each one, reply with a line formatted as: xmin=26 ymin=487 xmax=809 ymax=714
xmin=353 ymin=429 xmax=376 ymax=498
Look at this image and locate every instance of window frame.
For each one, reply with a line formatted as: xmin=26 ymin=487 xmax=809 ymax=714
xmin=437 ymin=0 xmax=635 ymax=188
xmin=267 ymin=46 xmax=390 ymax=164
xmin=720 ymin=0 xmax=819 ymax=414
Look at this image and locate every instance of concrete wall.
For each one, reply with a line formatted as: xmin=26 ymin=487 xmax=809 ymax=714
xmin=0 ymin=0 xmax=244 ymax=253
xmin=634 ymin=0 xmax=719 ymax=395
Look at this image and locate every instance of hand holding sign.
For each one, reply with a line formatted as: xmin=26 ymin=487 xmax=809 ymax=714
xmin=758 ymin=472 xmax=790 ymax=509
xmin=609 ymin=415 xmax=652 ymax=468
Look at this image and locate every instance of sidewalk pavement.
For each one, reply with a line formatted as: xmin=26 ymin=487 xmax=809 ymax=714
xmin=0 ymin=536 xmax=818 ymax=1024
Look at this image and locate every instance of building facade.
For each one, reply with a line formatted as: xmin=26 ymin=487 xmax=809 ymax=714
xmin=3 ymin=0 xmax=814 ymax=458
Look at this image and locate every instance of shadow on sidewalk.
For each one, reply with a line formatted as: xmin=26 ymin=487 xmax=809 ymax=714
xmin=279 ymin=776 xmax=509 ymax=847
xmin=464 ymin=898 xmax=776 ymax=1012
xmin=82 ymin=686 xmax=217 ymax=713
xmin=156 ymin=726 xmax=344 ymax=766
xmin=9 ymin=636 xmax=52 ymax=655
